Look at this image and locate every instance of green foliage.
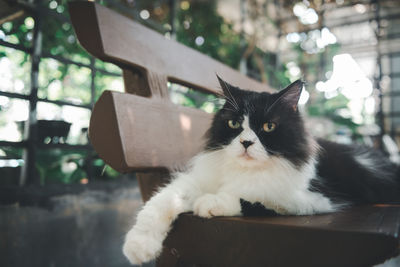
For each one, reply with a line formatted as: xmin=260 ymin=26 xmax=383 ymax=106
xmin=0 ymin=18 xmax=32 ymax=48
xmin=168 ymin=82 xmax=224 ymax=113
xmin=0 ymin=0 xmax=125 ymax=185
xmin=1 ymin=146 xmax=23 ymax=159
xmin=308 ymin=92 xmax=360 ymax=136
xmin=39 ymin=59 xmax=92 ymax=103
xmin=0 ymin=46 xmax=31 ymax=94
xmin=41 ymin=0 xmax=90 ymax=62
xmin=247 ymin=48 xmax=291 ymax=88
xmin=35 ymin=149 xmax=120 ymax=185
xmin=35 ymin=149 xmax=87 ymax=185
xmin=175 ymin=1 xmax=242 ymax=69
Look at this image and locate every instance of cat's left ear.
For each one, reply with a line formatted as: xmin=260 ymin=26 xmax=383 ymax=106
xmin=277 ymin=80 xmax=304 ymax=112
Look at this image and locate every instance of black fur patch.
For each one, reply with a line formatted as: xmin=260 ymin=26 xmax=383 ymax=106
xmin=240 ymin=199 xmax=279 ymax=217
xmin=311 ymin=139 xmax=400 ymax=204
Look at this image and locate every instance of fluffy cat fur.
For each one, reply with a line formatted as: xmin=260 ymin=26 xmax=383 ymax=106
xmin=123 ymin=76 xmax=400 ymax=264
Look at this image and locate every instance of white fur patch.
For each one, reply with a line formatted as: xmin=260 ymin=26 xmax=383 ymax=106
xmin=193 ymin=192 xmax=242 ymax=218
xmin=123 ymin=121 xmax=336 ymax=264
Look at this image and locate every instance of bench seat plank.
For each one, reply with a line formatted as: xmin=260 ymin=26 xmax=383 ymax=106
xmin=162 ymin=205 xmax=400 ymax=266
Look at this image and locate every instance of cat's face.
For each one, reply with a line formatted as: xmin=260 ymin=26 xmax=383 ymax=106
xmin=206 ymin=77 xmax=311 ymax=167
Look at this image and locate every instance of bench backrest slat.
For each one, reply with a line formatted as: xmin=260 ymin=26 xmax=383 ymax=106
xmin=90 ymin=91 xmax=212 ymax=172
xmin=68 ymin=2 xmax=270 ymax=95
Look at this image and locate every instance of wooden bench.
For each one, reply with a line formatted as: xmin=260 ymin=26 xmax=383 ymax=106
xmin=68 ymin=2 xmax=400 ymax=266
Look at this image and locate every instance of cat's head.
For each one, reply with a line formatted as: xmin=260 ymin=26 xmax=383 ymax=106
xmin=206 ymin=76 xmax=314 ymax=168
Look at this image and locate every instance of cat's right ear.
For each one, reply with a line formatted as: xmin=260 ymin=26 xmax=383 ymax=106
xmin=216 ymin=74 xmax=239 ymax=98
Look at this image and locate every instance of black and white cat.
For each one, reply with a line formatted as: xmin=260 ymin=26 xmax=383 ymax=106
xmin=123 ymin=77 xmax=400 ymax=264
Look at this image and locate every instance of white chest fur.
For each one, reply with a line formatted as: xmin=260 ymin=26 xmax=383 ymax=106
xmin=189 ymin=150 xmax=336 ymax=215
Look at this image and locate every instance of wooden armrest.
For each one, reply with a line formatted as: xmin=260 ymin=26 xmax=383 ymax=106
xmin=162 ymin=205 xmax=400 ymax=266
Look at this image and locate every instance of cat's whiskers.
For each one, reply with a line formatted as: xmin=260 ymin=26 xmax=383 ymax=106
xmin=221 ymin=96 xmax=239 ymax=111
xmin=206 ymin=97 xmax=225 ymax=104
xmin=205 ymin=98 xmax=226 ymax=109
xmin=225 ymin=99 xmax=240 ymax=111
xmin=222 ymin=107 xmax=239 ymax=113
xmin=220 ymin=79 xmax=237 ymax=101
xmin=216 ymin=92 xmax=239 ymax=111
xmin=219 ymin=80 xmax=240 ymax=110
xmin=254 ymin=145 xmax=283 ymax=157
xmin=264 ymin=148 xmax=283 ymax=156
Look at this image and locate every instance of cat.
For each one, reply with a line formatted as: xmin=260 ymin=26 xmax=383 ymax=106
xmin=122 ymin=76 xmax=400 ymax=265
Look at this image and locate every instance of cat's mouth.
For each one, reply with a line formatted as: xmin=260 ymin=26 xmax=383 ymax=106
xmin=240 ymin=151 xmax=254 ymax=160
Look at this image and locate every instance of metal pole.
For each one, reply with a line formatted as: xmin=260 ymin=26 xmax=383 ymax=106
xmin=90 ymin=57 xmax=96 ymax=108
xmin=169 ymin=0 xmax=177 ymax=39
xmin=274 ymin=0 xmax=281 ymax=80
xmin=239 ymin=0 xmax=247 ymax=75
xmin=374 ymin=0 xmax=385 ymax=148
xmin=20 ymin=0 xmax=42 ymax=185
xmin=319 ymin=0 xmax=326 ymax=83
xmin=86 ymin=57 xmax=97 ymax=181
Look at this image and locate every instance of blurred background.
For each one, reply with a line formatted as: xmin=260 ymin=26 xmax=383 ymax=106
xmin=0 ymin=0 xmax=400 ymax=266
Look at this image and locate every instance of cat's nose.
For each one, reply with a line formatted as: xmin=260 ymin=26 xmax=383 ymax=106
xmin=241 ymin=140 xmax=254 ymax=149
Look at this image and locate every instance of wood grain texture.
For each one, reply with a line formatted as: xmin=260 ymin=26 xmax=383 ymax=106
xmin=68 ymin=1 xmax=272 ymax=95
xmin=88 ymin=91 xmax=127 ymax=172
xmin=88 ymin=90 xmax=212 ymax=172
xmin=68 ymin=2 xmax=104 ymax=58
xmin=163 ymin=206 xmax=400 ymax=266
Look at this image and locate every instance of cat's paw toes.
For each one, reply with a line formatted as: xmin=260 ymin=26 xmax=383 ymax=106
xmin=193 ymin=194 xmax=235 ymax=218
xmin=123 ymin=228 xmax=162 ymax=265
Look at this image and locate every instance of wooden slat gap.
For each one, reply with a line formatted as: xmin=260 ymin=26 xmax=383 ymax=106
xmin=122 ymin=67 xmax=151 ymax=97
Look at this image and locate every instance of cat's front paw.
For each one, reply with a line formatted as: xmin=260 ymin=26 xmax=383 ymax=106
xmin=123 ymin=227 xmax=163 ymax=265
xmin=193 ymin=193 xmax=241 ymax=218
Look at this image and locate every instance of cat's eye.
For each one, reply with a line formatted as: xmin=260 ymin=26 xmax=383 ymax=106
xmin=263 ymin=122 xmax=276 ymax=132
xmin=228 ymin=120 xmax=241 ymax=129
